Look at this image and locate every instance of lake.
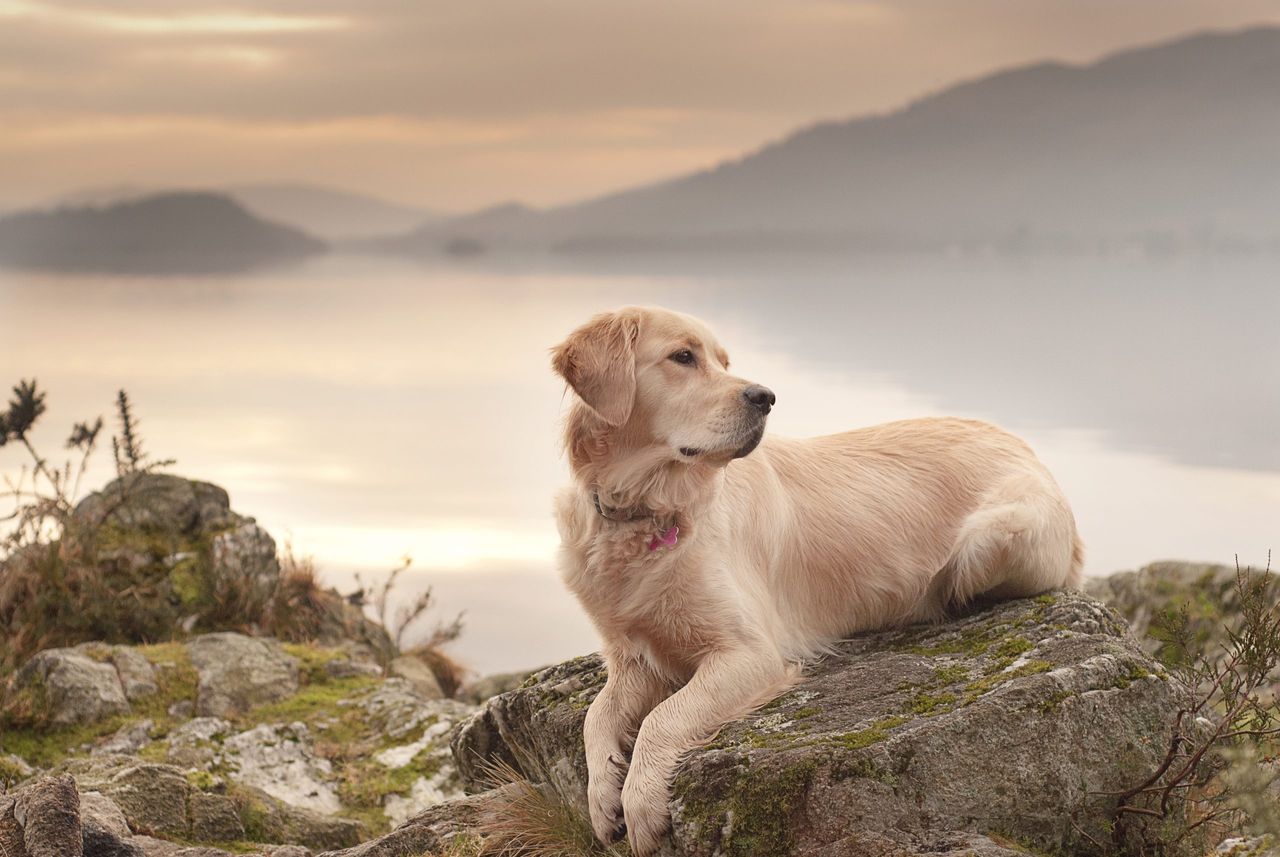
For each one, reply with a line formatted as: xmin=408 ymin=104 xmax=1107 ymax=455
xmin=2 ymin=251 xmax=1278 ymax=673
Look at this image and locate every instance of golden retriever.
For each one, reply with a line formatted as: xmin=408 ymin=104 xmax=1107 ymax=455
xmin=551 ymin=306 xmax=1082 ymax=855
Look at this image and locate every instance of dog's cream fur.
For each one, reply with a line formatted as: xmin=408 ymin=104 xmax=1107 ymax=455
xmin=551 ymin=306 xmax=1083 ymax=855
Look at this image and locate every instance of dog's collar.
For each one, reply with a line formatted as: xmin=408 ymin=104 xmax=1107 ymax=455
xmin=590 ymin=490 xmax=680 ymax=551
xmin=591 ymin=489 xmax=654 ymax=523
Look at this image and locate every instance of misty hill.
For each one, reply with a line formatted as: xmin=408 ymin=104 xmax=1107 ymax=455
xmin=51 ymin=183 xmax=435 ymax=243
xmin=226 ymin=183 xmax=439 ymax=242
xmin=0 ymin=192 xmax=326 ymax=275
xmin=392 ymin=26 xmax=1280 ymax=254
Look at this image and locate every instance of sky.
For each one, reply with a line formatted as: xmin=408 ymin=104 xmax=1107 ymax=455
xmin=2 ymin=0 xmax=1280 ymax=212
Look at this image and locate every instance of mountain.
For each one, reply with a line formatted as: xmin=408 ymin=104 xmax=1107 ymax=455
xmin=225 ymin=183 xmax=439 ymax=243
xmin=0 ymin=192 xmax=326 ymax=275
xmin=50 ymin=183 xmax=437 ymax=243
xmin=390 ymin=26 xmax=1280 ymax=254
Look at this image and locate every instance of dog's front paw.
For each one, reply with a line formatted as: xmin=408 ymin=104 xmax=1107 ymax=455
xmin=622 ymin=771 xmax=671 ymax=857
xmin=588 ymin=751 xmax=629 ymax=844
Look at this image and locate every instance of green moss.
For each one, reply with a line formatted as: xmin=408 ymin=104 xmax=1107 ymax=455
xmin=339 ymin=746 xmax=444 ymax=810
xmin=908 ymin=691 xmax=958 ymax=716
xmin=791 ymin=706 xmax=821 ymax=719
xmin=168 ymin=557 xmax=207 ymax=608
xmin=281 ymin=642 xmax=349 ymax=685
xmin=238 ymin=675 xmax=378 ymax=732
xmin=1109 ymin=662 xmax=1152 ymax=690
xmin=1039 ymin=690 xmax=1073 ymax=713
xmin=1033 ymin=593 xmax=1058 ymax=606
xmin=931 ymin=664 xmax=970 ymax=685
xmin=676 ymin=758 xmax=819 ymax=857
xmin=993 ymin=637 xmax=1034 ymax=659
xmin=186 ymin=769 xmax=220 ymax=791
xmin=963 ymin=660 xmax=1053 ymax=703
xmin=831 ymin=715 xmax=909 ymax=750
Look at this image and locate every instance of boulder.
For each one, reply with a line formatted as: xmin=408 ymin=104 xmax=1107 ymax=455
xmin=314 ymin=787 xmax=518 ymax=857
xmin=219 ymin=722 xmax=340 ymax=814
xmin=230 ymin=785 xmax=362 ymax=852
xmin=79 ymin=791 xmax=132 ymax=839
xmin=2 ymin=774 xmax=83 ymax=857
xmin=460 ymin=669 xmax=541 ymax=705
xmin=453 ymin=591 xmax=1190 ymax=856
xmin=1086 ymin=560 xmax=1275 ymax=660
xmin=57 ymin=756 xmax=192 ymax=838
xmin=6 ymin=647 xmax=129 ymax=727
xmin=93 ymin=719 xmax=154 ymax=756
xmin=73 ymin=474 xmax=236 ymax=535
xmin=187 ymin=633 xmax=299 ymax=717
xmin=188 ymin=792 xmax=245 ymax=842
xmin=210 ymin=521 xmax=280 ymax=606
xmin=110 ymin=649 xmax=159 ymax=701
xmin=387 ymin=655 xmax=444 ymax=700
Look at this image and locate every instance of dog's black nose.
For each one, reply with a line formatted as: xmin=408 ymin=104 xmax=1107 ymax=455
xmin=742 ymin=384 xmax=776 ymax=414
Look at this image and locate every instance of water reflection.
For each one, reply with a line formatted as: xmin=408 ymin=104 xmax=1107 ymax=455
xmin=2 ymin=252 xmax=1277 ymax=672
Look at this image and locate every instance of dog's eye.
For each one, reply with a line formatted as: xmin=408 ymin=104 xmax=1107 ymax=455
xmin=669 ymin=349 xmax=696 ymax=366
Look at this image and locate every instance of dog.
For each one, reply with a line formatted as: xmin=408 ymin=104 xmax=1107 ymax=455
xmin=551 ymin=306 xmax=1082 ymax=856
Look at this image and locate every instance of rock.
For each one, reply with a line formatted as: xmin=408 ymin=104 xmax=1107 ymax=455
xmin=53 ymin=754 xmax=355 ymax=851
xmin=167 ymin=700 xmax=194 ymax=720
xmin=314 ymin=787 xmax=516 ymax=857
xmin=322 ymin=658 xmax=383 ymax=680
xmin=188 ymin=792 xmax=245 ymax=842
xmin=374 ymin=715 xmax=468 ymax=826
xmin=230 ymin=785 xmax=362 ymax=852
xmin=1219 ymin=836 xmax=1279 ymax=857
xmin=460 ymin=669 xmax=540 ymax=704
xmin=165 ymin=717 xmax=231 ymax=769
xmin=219 ymin=722 xmax=341 ymax=814
xmin=56 ymin=756 xmax=192 ymax=839
xmin=73 ymin=474 xmax=236 ymax=535
xmin=1087 ymin=560 xmax=1275 ymax=659
xmin=1 ymin=752 xmax=36 ymax=782
xmin=93 ymin=720 xmax=154 ymax=756
xmin=6 ymin=647 xmax=129 ymax=727
xmin=360 ymin=678 xmax=448 ymax=741
xmin=79 ymin=791 xmax=131 ymax=839
xmin=83 ymin=822 xmax=147 ymax=857
xmin=130 ymin=841 xmax=234 ymax=857
xmin=265 ymin=848 xmax=313 ymax=857
xmin=9 ymin=774 xmax=84 ymax=857
xmin=388 ymin=655 xmax=444 ymax=700
xmin=110 ymin=649 xmax=159 ymax=701
xmin=187 ymin=633 xmax=299 ymax=717
xmin=210 ymin=521 xmax=280 ymax=607
xmin=453 ymin=591 xmax=1191 ymax=856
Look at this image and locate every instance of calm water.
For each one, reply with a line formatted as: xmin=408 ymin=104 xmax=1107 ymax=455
xmin=2 ymin=252 xmax=1278 ymax=672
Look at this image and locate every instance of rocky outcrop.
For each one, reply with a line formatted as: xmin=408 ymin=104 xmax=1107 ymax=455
xmin=187 ymin=633 xmax=300 ymax=717
xmin=73 ymin=474 xmax=237 ymax=535
xmin=1086 ymin=560 xmax=1275 ymax=660
xmin=387 ymin=655 xmax=444 ymax=700
xmin=1 ymin=633 xmax=475 ymax=855
xmin=449 ymin=591 xmax=1189 ymax=856
xmin=8 ymin=647 xmax=130 ymax=727
xmin=1 ymin=775 xmax=85 ymax=857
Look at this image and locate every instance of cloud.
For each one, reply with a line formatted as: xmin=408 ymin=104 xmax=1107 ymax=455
xmin=1 ymin=0 xmax=1278 ymax=207
xmin=0 ymin=1 xmax=349 ymax=35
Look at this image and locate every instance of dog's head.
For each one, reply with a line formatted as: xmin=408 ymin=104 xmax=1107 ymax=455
xmin=552 ymin=307 xmax=774 ymax=473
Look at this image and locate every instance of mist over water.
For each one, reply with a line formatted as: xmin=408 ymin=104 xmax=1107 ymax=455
xmin=3 ymin=251 xmax=1277 ymax=672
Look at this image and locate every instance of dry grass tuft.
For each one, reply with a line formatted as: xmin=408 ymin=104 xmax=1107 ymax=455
xmin=432 ymin=759 xmax=629 ymax=857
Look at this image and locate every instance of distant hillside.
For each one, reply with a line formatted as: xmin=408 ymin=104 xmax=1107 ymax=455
xmin=226 ymin=183 xmax=438 ymax=242
xmin=0 ymin=192 xmax=326 ymax=275
xmin=390 ymin=26 xmax=1280 ymax=254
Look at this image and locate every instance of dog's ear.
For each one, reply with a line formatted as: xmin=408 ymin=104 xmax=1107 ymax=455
xmin=551 ymin=310 xmax=640 ymax=426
